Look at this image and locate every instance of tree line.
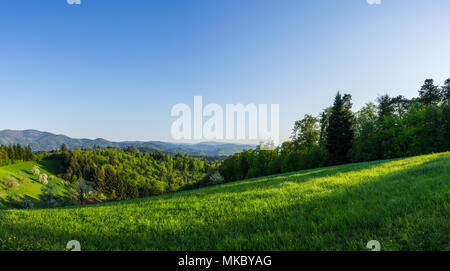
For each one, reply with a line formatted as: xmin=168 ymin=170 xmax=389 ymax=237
xmin=218 ymin=78 xmax=450 ymax=182
xmin=0 ymin=144 xmax=34 ymax=166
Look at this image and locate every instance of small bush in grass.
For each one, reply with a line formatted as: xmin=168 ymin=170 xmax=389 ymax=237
xmin=39 ymin=174 xmax=48 ymax=185
xmin=1 ymin=176 xmax=19 ymax=190
xmin=49 ymin=175 xmax=56 ymax=181
xmin=209 ymin=171 xmax=224 ymax=185
xmin=31 ymin=165 xmax=40 ymax=175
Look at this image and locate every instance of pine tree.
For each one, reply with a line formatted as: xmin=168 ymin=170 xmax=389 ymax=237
xmin=61 ymin=143 xmax=68 ymax=153
xmin=419 ymin=79 xmax=441 ymax=105
xmin=326 ymin=92 xmax=355 ymax=165
xmin=25 ymin=145 xmax=33 ymax=161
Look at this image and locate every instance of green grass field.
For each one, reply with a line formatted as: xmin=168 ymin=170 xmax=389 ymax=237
xmin=0 ymin=160 xmax=67 ymax=208
xmin=0 ymin=152 xmax=449 ymax=251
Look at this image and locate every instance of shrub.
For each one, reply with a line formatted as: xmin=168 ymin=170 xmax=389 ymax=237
xmin=209 ymin=171 xmax=224 ymax=185
xmin=1 ymin=176 xmax=19 ymax=190
xmin=68 ymin=179 xmax=97 ymax=203
xmin=78 ymin=179 xmax=95 ymax=198
xmin=150 ymin=181 xmax=165 ymax=195
xmin=21 ymin=198 xmax=35 ymax=209
xmin=31 ymin=165 xmax=40 ymax=175
xmin=40 ymin=183 xmax=60 ymax=208
xmin=39 ymin=174 xmax=48 ymax=185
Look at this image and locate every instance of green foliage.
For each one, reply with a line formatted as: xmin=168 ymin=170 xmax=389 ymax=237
xmin=58 ymin=148 xmax=219 ymax=202
xmin=349 ymin=103 xmax=378 ymax=162
xmin=40 ymin=183 xmax=61 ymax=208
xmin=326 ymin=92 xmax=355 ymax=165
xmin=0 ymin=144 xmax=34 ymax=166
xmin=442 ymin=78 xmax=450 ymax=104
xmin=208 ymin=171 xmax=224 ymax=185
xmin=419 ymin=79 xmax=442 ymax=105
xmin=291 ymin=114 xmax=320 ymax=151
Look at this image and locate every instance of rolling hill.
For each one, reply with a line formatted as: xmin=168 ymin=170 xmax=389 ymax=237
xmin=0 ymin=160 xmax=68 ymax=209
xmin=0 ymin=152 xmax=448 ymax=251
xmin=0 ymin=129 xmax=255 ymax=156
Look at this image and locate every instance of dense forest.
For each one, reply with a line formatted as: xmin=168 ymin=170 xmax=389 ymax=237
xmin=55 ymin=146 xmax=220 ymax=202
xmin=0 ymin=144 xmax=34 ymax=166
xmin=218 ymin=78 xmax=450 ymax=182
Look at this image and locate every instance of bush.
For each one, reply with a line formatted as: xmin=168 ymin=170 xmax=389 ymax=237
xmin=21 ymin=198 xmax=35 ymax=209
xmin=281 ymin=152 xmax=302 ymax=173
xmin=40 ymin=183 xmax=60 ymax=208
xmin=39 ymin=174 xmax=48 ymax=185
xmin=1 ymin=176 xmax=19 ymax=190
xmin=150 ymin=181 xmax=166 ymax=195
xmin=77 ymin=179 xmax=95 ymax=198
xmin=208 ymin=171 xmax=224 ymax=185
xmin=31 ymin=165 xmax=40 ymax=175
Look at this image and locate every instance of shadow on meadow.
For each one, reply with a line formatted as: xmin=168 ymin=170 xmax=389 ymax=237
xmin=37 ymin=160 xmax=63 ymax=176
xmin=0 ymin=154 xmax=448 ymax=251
xmin=0 ymin=194 xmax=41 ymax=210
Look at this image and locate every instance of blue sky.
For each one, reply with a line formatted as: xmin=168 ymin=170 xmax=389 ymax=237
xmin=1 ymin=0 xmax=449 ymax=143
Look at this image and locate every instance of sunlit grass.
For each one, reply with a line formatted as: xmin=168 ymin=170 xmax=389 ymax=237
xmin=0 ymin=152 xmax=448 ymax=251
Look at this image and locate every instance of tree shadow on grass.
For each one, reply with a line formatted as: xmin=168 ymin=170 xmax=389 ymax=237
xmin=0 ymin=194 xmax=42 ymax=210
xmin=37 ymin=160 xmax=63 ymax=176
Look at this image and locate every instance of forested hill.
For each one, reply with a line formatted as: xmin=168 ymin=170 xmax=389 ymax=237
xmin=0 ymin=130 xmax=254 ymax=156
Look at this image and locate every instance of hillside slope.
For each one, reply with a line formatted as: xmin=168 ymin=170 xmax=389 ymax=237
xmin=0 ymin=160 xmax=68 ymax=209
xmin=0 ymin=152 xmax=449 ymax=251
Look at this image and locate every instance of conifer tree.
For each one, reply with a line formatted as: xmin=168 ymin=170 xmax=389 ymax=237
xmin=419 ymin=79 xmax=441 ymax=105
xmin=325 ymin=92 xmax=355 ymax=164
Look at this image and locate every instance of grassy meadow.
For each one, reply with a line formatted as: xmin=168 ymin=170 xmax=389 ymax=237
xmin=0 ymin=152 xmax=449 ymax=251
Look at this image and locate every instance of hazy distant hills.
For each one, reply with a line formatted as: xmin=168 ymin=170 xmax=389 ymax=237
xmin=0 ymin=130 xmax=255 ymax=157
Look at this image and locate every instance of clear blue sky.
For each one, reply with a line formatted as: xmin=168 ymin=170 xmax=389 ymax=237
xmin=1 ymin=0 xmax=449 ymax=143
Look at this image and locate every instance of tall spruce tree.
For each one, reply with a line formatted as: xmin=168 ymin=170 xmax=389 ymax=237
xmin=419 ymin=79 xmax=441 ymax=105
xmin=326 ymin=92 xmax=355 ymax=165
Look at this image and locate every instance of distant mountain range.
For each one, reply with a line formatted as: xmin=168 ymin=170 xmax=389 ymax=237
xmin=0 ymin=130 xmax=255 ymax=157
